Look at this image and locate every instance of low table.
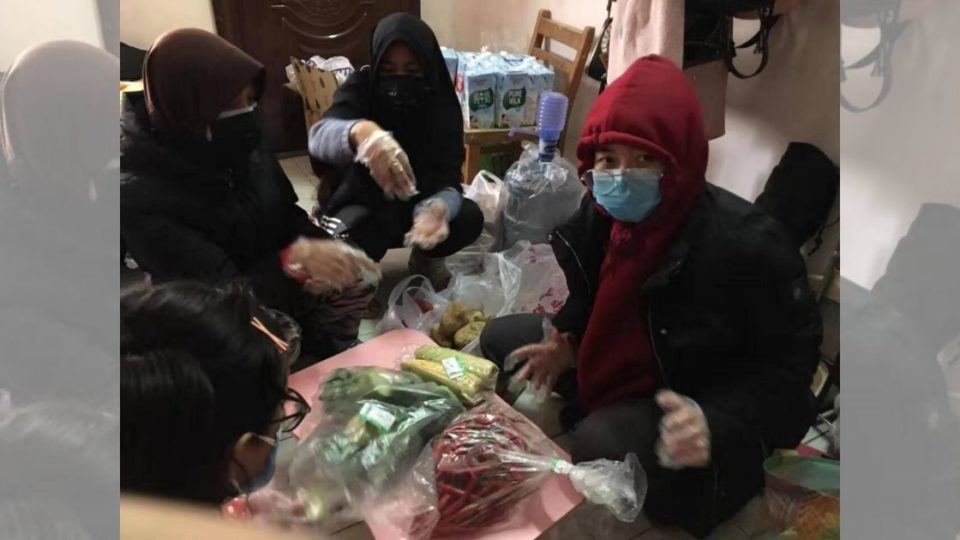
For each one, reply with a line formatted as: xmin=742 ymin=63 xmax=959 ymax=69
xmin=287 ymin=329 xmax=584 ymax=540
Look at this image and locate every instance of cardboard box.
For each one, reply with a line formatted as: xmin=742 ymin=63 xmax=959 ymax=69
xmin=287 ymin=57 xmax=340 ymax=132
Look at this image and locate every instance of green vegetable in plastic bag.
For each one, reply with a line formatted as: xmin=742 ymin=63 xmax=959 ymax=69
xmin=289 ymin=367 xmax=464 ymax=523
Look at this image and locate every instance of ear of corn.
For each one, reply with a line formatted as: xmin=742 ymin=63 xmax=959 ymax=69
xmin=414 ymin=346 xmax=498 ymax=388
xmin=402 ymin=359 xmax=484 ymax=406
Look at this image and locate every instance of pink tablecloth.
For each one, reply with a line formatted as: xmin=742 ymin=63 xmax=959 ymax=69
xmin=287 ymin=329 xmax=584 ymax=540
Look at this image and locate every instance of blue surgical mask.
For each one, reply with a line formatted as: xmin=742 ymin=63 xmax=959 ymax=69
xmin=587 ymin=168 xmax=662 ymax=223
xmin=246 ymin=435 xmax=278 ymax=492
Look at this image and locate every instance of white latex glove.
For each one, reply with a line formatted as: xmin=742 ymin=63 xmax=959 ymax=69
xmin=282 ymin=238 xmax=381 ymax=295
xmin=655 ymin=390 xmax=711 ymax=469
xmin=404 ymin=199 xmax=450 ymax=250
xmin=355 ymin=129 xmax=418 ymax=201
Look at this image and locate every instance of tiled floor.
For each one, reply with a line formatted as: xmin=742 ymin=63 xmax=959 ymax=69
xmin=280 ymin=157 xmax=772 ymax=539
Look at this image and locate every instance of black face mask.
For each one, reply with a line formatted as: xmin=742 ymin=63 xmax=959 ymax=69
xmin=376 ymin=75 xmax=430 ymax=113
xmin=209 ymin=107 xmax=261 ymax=164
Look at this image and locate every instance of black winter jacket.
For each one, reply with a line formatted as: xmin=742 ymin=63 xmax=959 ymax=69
xmin=120 ymin=92 xmax=324 ymax=311
xmin=550 ymin=183 xmax=823 ymax=524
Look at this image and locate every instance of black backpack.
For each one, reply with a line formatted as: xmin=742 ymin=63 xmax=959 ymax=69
xmin=755 ymin=142 xmax=839 ymax=249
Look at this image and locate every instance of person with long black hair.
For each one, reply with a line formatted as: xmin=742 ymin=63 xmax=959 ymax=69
xmin=309 ymin=13 xmax=483 ymax=286
xmin=120 ymin=281 xmax=310 ymax=504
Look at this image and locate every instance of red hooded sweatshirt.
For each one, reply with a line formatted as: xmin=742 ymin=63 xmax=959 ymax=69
xmin=575 ymin=55 xmax=708 ymax=412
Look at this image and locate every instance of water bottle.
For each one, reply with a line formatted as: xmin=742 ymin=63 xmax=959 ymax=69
xmin=537 ymin=92 xmax=568 ymax=163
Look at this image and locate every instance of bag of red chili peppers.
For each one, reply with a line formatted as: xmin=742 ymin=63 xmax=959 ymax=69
xmin=427 ymin=403 xmax=647 ymax=537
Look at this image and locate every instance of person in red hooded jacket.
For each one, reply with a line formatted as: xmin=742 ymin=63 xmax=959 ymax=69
xmin=480 ymin=56 xmax=822 ymax=537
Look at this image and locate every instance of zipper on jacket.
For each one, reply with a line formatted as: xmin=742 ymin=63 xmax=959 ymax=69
xmin=647 ymin=303 xmax=670 ymax=388
xmin=553 ymin=230 xmax=593 ymax=298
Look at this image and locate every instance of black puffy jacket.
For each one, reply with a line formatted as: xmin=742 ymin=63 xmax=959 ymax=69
xmin=550 ymin=183 xmax=823 ymax=524
xmin=120 ymin=92 xmax=325 ymax=311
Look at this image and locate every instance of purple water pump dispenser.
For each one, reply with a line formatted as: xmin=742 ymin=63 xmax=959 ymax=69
xmin=537 ymin=91 xmax=568 ymax=162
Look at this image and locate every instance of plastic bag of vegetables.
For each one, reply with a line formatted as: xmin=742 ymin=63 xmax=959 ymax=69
xmin=287 ymin=367 xmax=464 ymax=527
xmin=400 ymin=345 xmax=499 ymax=406
xmin=429 ymin=403 xmax=646 ymax=537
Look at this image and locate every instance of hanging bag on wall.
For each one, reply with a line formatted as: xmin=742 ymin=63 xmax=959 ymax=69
xmin=840 ymin=0 xmax=907 ymax=113
xmin=683 ymin=0 xmax=781 ymax=78
xmin=585 ymin=0 xmax=615 ymax=92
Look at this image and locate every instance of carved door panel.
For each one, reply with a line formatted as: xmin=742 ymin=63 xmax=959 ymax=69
xmin=212 ymin=0 xmax=420 ymax=154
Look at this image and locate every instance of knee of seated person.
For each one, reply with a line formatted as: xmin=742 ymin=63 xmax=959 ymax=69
xmin=454 ymin=198 xmax=484 ymax=234
xmin=570 ymin=416 xmax=632 ymax=464
xmin=478 ymin=317 xmax=504 ymax=364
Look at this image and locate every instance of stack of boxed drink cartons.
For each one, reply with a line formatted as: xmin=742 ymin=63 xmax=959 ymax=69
xmin=441 ymin=47 xmax=555 ymax=130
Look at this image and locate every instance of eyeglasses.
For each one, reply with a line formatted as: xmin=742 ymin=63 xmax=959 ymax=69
xmin=273 ymin=387 xmax=311 ymax=442
xmin=580 ymin=168 xmax=664 ymax=190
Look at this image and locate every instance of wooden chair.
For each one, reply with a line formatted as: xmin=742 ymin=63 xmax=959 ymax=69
xmin=462 ymin=10 xmax=595 ymax=183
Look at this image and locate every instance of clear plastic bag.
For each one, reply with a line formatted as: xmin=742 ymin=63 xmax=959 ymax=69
xmin=442 ymin=254 xmax=521 ymax=354
xmin=446 ymin=169 xmax=504 ymax=275
xmin=224 ymin=448 xmax=441 ymax=540
xmin=399 ymin=345 xmax=499 ymax=406
xmin=365 ymin=446 xmax=440 ymax=540
xmin=464 ymin=170 xmax=505 ymax=239
xmin=513 ymin=452 xmax=646 ymax=523
xmin=287 ymin=367 xmax=464 ymax=526
xmin=429 ymin=403 xmax=646 ymax=537
xmin=501 ymin=142 xmax=585 ymax=249
xmin=375 ymin=275 xmax=450 ymax=335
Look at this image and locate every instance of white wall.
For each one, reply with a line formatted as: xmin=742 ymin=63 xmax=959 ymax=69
xmin=120 ymin=0 xmax=216 ymax=49
xmin=422 ymin=0 xmax=606 ymax=153
xmin=840 ymin=0 xmax=960 ymax=289
xmin=0 ymin=0 xmax=103 ymax=69
xmin=707 ymin=0 xmax=839 ymax=201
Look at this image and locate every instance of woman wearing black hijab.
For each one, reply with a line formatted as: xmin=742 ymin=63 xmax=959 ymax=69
xmin=309 ymin=13 xmax=483 ymax=285
xmin=121 ymin=29 xmax=380 ymax=359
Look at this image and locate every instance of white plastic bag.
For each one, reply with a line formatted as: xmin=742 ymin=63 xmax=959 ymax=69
xmin=499 ymin=241 xmax=569 ymax=315
xmin=376 ymin=275 xmax=450 ymax=335
xmin=464 ymin=170 xmax=504 ymax=237
xmin=446 ymin=171 xmax=504 ymax=275
xmin=442 ymin=253 xmax=522 ymax=354
xmin=501 ymin=142 xmax=585 ymax=249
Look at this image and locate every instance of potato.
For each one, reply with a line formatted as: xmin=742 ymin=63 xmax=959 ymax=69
xmin=430 ymin=324 xmax=454 ymax=348
xmin=454 ymin=321 xmax=486 ymax=349
xmin=466 ymin=310 xmax=486 ymax=323
xmin=439 ymin=301 xmax=469 ymax=337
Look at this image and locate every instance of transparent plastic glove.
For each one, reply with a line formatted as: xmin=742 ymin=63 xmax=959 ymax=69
xmin=283 ymin=238 xmax=381 ymax=295
xmin=498 ymin=450 xmax=646 ymax=522
xmin=505 ymin=319 xmax=574 ymax=399
xmin=404 ymin=199 xmax=450 ymax=250
xmin=654 ymin=390 xmax=711 ymax=469
xmin=355 ymin=129 xmax=419 ymax=201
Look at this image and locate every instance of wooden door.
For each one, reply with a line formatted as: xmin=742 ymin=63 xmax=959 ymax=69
xmin=212 ymin=0 xmax=420 ymax=154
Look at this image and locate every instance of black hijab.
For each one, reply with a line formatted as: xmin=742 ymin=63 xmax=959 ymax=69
xmin=324 ymin=13 xmax=464 ymax=194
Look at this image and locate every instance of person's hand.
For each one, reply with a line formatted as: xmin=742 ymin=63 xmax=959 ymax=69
xmin=511 ymin=327 xmax=576 ymax=394
xmin=405 ymin=199 xmax=450 ymax=250
xmin=282 ymin=238 xmax=381 ymax=295
xmin=351 ymin=121 xmax=418 ymax=200
xmin=655 ymin=390 xmax=711 ymax=469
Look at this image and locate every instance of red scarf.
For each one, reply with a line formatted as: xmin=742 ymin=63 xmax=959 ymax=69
xmin=574 ymin=56 xmax=708 ymax=412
